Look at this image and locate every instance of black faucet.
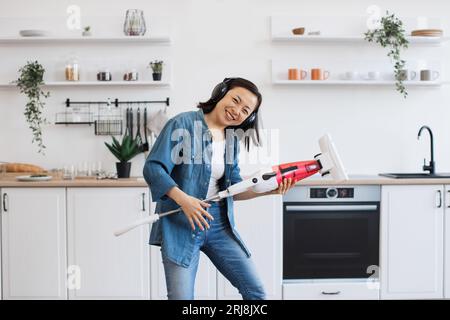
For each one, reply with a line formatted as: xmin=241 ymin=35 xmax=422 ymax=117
xmin=417 ymin=125 xmax=435 ymax=175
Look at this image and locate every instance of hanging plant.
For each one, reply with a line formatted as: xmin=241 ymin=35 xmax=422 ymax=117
xmin=364 ymin=11 xmax=409 ymax=98
xmin=13 ymin=61 xmax=50 ymax=154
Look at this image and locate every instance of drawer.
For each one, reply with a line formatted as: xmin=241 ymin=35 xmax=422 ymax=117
xmin=283 ymin=281 xmax=380 ymax=300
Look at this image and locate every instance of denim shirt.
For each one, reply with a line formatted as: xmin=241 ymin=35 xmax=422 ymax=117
xmin=143 ymin=109 xmax=250 ymax=268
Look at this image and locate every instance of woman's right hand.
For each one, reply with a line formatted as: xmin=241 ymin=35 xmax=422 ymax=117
xmin=177 ymin=195 xmax=214 ymax=231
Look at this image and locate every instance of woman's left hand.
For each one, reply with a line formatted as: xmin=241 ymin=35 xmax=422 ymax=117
xmin=271 ymin=178 xmax=294 ymax=195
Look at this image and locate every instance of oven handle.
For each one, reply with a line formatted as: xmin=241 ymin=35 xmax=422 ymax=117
xmin=285 ymin=205 xmax=378 ymax=212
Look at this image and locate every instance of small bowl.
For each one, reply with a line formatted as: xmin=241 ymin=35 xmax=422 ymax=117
xmin=292 ymin=27 xmax=305 ymax=35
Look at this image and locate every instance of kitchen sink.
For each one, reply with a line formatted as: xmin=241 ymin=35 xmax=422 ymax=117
xmin=379 ymin=173 xmax=450 ymax=179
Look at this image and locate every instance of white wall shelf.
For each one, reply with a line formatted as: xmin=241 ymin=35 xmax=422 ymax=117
xmin=273 ymin=80 xmax=447 ymax=86
xmin=0 ymin=36 xmax=171 ymax=44
xmin=0 ymin=81 xmax=171 ymax=88
xmin=272 ymin=35 xmax=449 ymax=45
xmin=270 ymin=16 xmax=448 ymax=90
xmin=271 ymin=15 xmax=447 ymax=43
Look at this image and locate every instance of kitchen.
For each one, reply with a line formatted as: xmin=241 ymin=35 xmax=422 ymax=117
xmin=0 ymin=0 xmax=449 ymax=302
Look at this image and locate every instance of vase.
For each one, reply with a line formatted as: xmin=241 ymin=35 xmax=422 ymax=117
xmin=123 ymin=9 xmax=146 ymax=36
xmin=116 ymin=162 xmax=131 ymax=178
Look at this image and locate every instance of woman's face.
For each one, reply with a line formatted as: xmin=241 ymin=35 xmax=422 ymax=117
xmin=213 ymin=87 xmax=258 ymax=127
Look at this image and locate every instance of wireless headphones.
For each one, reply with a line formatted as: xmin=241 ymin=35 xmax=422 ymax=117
xmin=210 ymin=77 xmax=257 ymax=130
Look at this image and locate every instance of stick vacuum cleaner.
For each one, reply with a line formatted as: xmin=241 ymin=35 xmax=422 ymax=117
xmin=114 ymin=133 xmax=348 ymax=236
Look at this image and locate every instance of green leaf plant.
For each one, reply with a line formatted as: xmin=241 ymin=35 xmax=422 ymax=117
xmin=148 ymin=60 xmax=164 ymax=73
xmin=14 ymin=61 xmax=50 ymax=154
xmin=104 ymin=133 xmax=142 ymax=163
xmin=364 ymin=11 xmax=409 ymax=98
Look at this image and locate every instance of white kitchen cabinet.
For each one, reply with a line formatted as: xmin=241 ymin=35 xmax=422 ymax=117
xmin=283 ymin=280 xmax=380 ymax=300
xmin=67 ymin=188 xmax=150 ymax=299
xmin=217 ymin=195 xmax=282 ymax=300
xmin=0 ymin=188 xmax=1 ymax=300
xmin=150 ymin=247 xmax=217 ymax=300
xmin=0 ymin=187 xmax=2 ymax=300
xmin=445 ymin=185 xmax=450 ymax=299
xmin=381 ymin=185 xmax=444 ymax=299
xmin=1 ymin=188 xmax=67 ymax=300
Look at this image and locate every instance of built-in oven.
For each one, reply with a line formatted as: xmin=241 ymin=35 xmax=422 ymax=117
xmin=283 ymin=185 xmax=380 ymax=280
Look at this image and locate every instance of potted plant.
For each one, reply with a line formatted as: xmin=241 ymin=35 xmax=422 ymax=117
xmin=148 ymin=60 xmax=163 ymax=81
xmin=82 ymin=26 xmax=92 ymax=36
xmin=104 ymin=133 xmax=141 ymax=178
xmin=13 ymin=61 xmax=50 ymax=154
xmin=364 ymin=11 xmax=409 ymax=98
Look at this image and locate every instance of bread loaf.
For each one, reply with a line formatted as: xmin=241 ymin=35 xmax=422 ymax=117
xmin=0 ymin=163 xmax=46 ymax=173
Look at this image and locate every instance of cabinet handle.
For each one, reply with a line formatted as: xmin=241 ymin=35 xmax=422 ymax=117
xmin=436 ymin=190 xmax=442 ymax=208
xmin=3 ymin=193 xmax=8 ymax=212
xmin=321 ymin=291 xmax=341 ymax=295
xmin=447 ymin=190 xmax=450 ymax=208
xmin=141 ymin=192 xmax=146 ymax=212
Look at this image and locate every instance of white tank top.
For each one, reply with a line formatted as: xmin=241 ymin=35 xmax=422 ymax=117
xmin=206 ymin=139 xmax=225 ymax=200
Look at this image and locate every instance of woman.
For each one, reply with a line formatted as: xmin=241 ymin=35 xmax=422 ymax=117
xmin=143 ymin=77 xmax=293 ymax=300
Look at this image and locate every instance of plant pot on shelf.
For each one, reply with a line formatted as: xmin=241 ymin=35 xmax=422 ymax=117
xmin=116 ymin=162 xmax=131 ymax=178
xmin=152 ymin=73 xmax=162 ymax=81
xmin=105 ymin=134 xmax=140 ymax=179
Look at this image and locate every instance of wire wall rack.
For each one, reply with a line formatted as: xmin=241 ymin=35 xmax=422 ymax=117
xmin=55 ymin=97 xmax=170 ymax=136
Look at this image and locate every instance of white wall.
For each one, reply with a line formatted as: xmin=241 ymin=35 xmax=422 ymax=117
xmin=1 ymin=0 xmax=450 ymax=176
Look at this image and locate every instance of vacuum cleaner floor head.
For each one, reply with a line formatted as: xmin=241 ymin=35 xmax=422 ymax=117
xmin=318 ymin=133 xmax=349 ymax=181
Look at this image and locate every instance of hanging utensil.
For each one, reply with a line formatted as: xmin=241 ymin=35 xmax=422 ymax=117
xmin=124 ymin=107 xmax=130 ymax=136
xmin=129 ymin=106 xmax=134 ymax=138
xmin=136 ymin=107 xmax=143 ymax=152
xmin=142 ymin=106 xmax=149 ymax=153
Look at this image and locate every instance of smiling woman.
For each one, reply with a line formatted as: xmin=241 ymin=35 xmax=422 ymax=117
xmin=142 ymin=77 xmax=293 ymax=300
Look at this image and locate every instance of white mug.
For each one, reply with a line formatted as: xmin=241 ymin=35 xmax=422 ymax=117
xmin=344 ymin=71 xmax=359 ymax=80
xmin=366 ymin=71 xmax=381 ymax=80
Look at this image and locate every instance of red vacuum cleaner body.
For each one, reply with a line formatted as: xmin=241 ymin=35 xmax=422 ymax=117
xmin=272 ymin=160 xmax=322 ymax=185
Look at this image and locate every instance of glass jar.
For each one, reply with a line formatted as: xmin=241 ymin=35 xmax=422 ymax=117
xmin=65 ymin=59 xmax=80 ymax=81
xmin=97 ymin=69 xmax=112 ymax=81
xmin=123 ymin=9 xmax=146 ymax=36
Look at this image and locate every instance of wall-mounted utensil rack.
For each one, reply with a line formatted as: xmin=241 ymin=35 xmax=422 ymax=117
xmin=55 ymin=97 xmax=170 ymax=136
xmin=64 ymin=97 xmax=170 ymax=108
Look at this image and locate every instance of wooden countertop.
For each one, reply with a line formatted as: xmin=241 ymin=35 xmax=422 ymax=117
xmin=0 ymin=173 xmax=148 ymax=187
xmin=298 ymin=174 xmax=450 ymax=185
xmin=2 ymin=173 xmax=450 ymax=188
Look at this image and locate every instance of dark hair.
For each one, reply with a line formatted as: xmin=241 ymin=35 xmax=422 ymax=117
xmin=197 ymin=77 xmax=262 ymax=151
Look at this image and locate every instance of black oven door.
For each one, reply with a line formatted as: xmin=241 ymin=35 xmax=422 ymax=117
xmin=283 ymin=202 xmax=380 ymax=279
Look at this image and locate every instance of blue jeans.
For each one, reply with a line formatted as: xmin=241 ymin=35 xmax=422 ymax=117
xmin=161 ymin=200 xmax=266 ymax=300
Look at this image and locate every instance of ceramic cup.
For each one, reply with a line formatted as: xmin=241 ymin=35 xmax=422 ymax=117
xmin=366 ymin=71 xmax=381 ymax=80
xmin=288 ymin=68 xmax=307 ymax=80
xmin=288 ymin=68 xmax=299 ymax=80
xmin=397 ymin=69 xmax=417 ymax=81
xmin=344 ymin=71 xmax=360 ymax=80
xmin=311 ymin=68 xmax=330 ymax=80
xmin=420 ymin=69 xmax=440 ymax=81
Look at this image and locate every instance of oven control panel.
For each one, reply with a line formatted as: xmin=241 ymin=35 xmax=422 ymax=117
xmin=283 ymin=185 xmax=380 ymax=202
xmin=310 ymin=187 xmax=354 ymax=199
